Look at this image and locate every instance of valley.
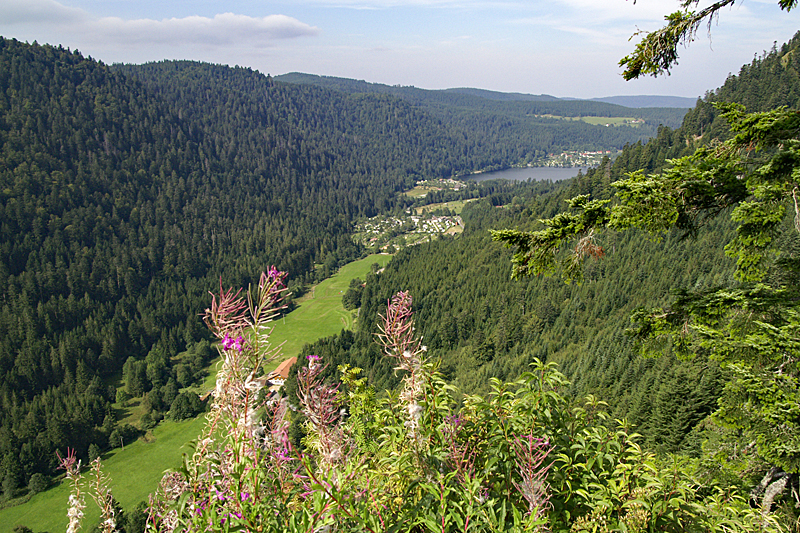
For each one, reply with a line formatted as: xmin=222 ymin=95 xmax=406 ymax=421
xmin=1 ymin=255 xmax=391 ymax=532
xmin=1 ymin=26 xmax=800 ymax=532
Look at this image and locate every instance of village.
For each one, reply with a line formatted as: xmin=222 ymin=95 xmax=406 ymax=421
xmin=537 ymin=149 xmax=618 ymax=167
xmin=354 ymin=209 xmax=464 ymax=252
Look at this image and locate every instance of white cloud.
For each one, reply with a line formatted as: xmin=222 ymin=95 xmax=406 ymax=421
xmin=91 ymin=13 xmax=319 ymax=47
xmin=0 ymin=0 xmax=86 ymax=25
xmin=0 ymin=0 xmax=319 ymax=51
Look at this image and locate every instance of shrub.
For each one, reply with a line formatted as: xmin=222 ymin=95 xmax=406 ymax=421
xmin=27 ymin=473 xmax=47 ymax=495
xmin=169 ymin=392 xmax=205 ymax=421
xmin=88 ymin=444 xmax=101 ymax=462
xmin=62 ymin=271 xmax=787 ymax=532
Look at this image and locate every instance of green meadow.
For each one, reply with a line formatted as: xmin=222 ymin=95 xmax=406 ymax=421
xmin=413 ymin=199 xmax=473 ymax=216
xmin=533 ymin=114 xmax=642 ymax=127
xmin=1 ymin=415 xmax=207 ymax=533
xmin=0 ymin=254 xmax=392 ymax=533
xmin=267 ymin=253 xmax=393 ymax=361
xmin=403 ymin=185 xmax=430 ymax=198
xmin=580 ymin=116 xmax=641 ymax=127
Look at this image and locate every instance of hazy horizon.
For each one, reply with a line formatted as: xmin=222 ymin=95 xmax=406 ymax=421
xmin=2 ymin=0 xmax=798 ymax=100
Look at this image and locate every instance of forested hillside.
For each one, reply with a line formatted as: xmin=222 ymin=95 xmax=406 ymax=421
xmin=287 ymin=31 xmax=800 ymax=463
xmin=275 ymin=73 xmax=689 ymax=133
xmin=284 ymin=172 xmax=732 ymax=456
xmin=0 ymin=32 xmax=680 ymax=494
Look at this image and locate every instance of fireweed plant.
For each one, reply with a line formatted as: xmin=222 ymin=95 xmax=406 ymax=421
xmin=58 ymin=449 xmax=117 ymax=533
xmin=63 ymin=273 xmax=783 ymax=532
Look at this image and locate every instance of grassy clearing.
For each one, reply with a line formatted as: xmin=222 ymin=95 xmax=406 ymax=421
xmin=534 ymin=114 xmax=642 ymax=127
xmin=267 ymin=254 xmax=393 ymax=361
xmin=580 ymin=116 xmax=641 ymax=127
xmin=0 ymin=254 xmax=392 ymax=533
xmin=403 ymin=186 xmax=430 ymax=198
xmin=413 ymin=199 xmax=474 ymax=215
xmin=0 ymin=415 xmax=206 ymax=533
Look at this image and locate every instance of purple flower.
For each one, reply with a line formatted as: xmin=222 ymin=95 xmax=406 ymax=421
xmin=264 ymin=266 xmax=287 ymax=291
xmin=446 ymin=415 xmax=462 ymax=428
xmin=222 ymin=334 xmax=245 ymax=352
xmin=222 ymin=334 xmax=233 ymax=350
xmin=232 ymin=335 xmax=244 ymax=351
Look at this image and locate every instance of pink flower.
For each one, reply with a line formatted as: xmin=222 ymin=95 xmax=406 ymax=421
xmin=222 ymin=334 xmax=245 ymax=352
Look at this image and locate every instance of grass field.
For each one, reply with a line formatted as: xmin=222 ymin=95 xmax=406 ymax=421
xmin=0 ymin=254 xmax=393 ymax=533
xmin=1 ymin=415 xmax=207 ymax=533
xmin=268 ymin=253 xmax=392 ymax=361
xmin=403 ymin=186 xmax=430 ymax=198
xmin=533 ymin=114 xmax=641 ymax=127
xmin=413 ymin=199 xmax=474 ymax=215
xmin=580 ymin=116 xmax=641 ymax=127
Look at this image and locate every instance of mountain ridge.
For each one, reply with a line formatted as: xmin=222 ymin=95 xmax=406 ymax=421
xmin=589 ymin=94 xmax=697 ymax=108
xmin=275 ymin=72 xmax=695 ymax=109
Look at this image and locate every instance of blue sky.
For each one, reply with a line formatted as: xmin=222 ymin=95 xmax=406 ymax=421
xmin=1 ymin=0 xmax=797 ymax=98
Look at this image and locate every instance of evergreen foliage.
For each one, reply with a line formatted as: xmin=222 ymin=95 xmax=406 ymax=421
xmin=495 ymin=28 xmax=800 ymax=522
xmin=168 ymin=392 xmax=205 ymax=422
xmin=619 ymin=0 xmax=798 ymax=80
xmin=0 ymin=36 xmax=655 ymax=490
xmin=62 ymin=279 xmax=782 ymax=532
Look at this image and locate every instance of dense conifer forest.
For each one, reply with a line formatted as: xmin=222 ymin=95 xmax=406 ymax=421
xmin=275 ymin=72 xmax=690 ymax=136
xmin=285 ymin=30 xmax=800 ymax=509
xmin=3 ymin=24 xmax=800 ymax=531
xmin=0 ymin=35 xmax=672 ymax=494
xmin=284 ymin=164 xmax=733 ymax=455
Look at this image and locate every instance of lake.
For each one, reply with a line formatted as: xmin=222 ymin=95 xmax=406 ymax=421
xmin=468 ymin=166 xmax=589 ymax=182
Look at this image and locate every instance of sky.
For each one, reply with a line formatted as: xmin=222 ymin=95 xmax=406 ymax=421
xmin=1 ymin=0 xmax=798 ymax=99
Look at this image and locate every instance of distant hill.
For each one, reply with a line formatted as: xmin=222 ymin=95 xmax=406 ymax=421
xmin=273 ymin=73 xmax=588 ymax=111
xmin=274 ymin=73 xmax=690 ymax=129
xmin=590 ymin=95 xmax=697 ymax=108
xmin=448 ymin=90 xmax=696 ymax=109
xmin=275 ymin=74 xmax=694 ymax=110
xmin=443 ymin=87 xmax=560 ymax=102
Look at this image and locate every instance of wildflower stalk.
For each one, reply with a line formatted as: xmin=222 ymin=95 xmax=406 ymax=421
xmin=89 ymin=458 xmax=116 ymax=533
xmin=375 ymin=291 xmax=429 ymax=446
xmin=513 ymin=434 xmax=552 ymax=529
xmin=149 ymin=268 xmax=289 ymax=532
xmin=297 ymin=355 xmax=350 ymax=475
xmin=59 ymin=449 xmax=85 ymax=533
xmin=204 ymin=267 xmax=287 ymax=436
